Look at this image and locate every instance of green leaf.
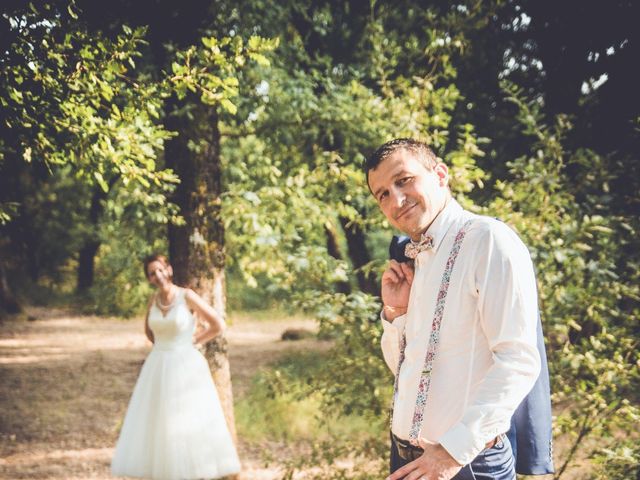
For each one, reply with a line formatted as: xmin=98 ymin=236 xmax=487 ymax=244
xmin=94 ymin=172 xmax=109 ymax=192
xmin=220 ymin=98 xmax=238 ymax=115
xmin=248 ymin=52 xmax=270 ymax=67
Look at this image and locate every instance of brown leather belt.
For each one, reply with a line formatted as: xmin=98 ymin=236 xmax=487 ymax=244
xmin=391 ymin=432 xmax=504 ymax=461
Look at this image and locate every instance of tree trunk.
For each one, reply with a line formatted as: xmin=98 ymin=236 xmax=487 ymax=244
xmin=339 ymin=216 xmax=378 ymax=295
xmin=0 ymin=260 xmax=21 ymax=317
xmin=76 ymin=241 xmax=100 ymax=292
xmin=324 ymin=222 xmax=351 ymax=294
xmin=165 ymin=100 xmax=239 ymax=470
xmin=76 ymin=185 xmax=109 ymax=292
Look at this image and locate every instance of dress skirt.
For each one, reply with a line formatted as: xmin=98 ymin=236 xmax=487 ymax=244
xmin=111 ymin=344 xmax=241 ymax=480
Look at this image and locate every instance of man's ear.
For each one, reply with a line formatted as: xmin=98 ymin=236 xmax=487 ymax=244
xmin=434 ymin=162 xmax=449 ymax=187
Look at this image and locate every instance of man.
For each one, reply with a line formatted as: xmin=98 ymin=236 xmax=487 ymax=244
xmin=366 ymin=138 xmax=541 ymax=480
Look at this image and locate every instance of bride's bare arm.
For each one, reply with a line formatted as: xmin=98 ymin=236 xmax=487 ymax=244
xmin=184 ymin=289 xmax=226 ymax=346
xmin=144 ymin=296 xmax=155 ymax=343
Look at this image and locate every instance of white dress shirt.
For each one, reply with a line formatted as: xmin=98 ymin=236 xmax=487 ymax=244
xmin=381 ymin=199 xmax=541 ymax=465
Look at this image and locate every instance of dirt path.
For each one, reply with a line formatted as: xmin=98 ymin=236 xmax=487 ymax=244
xmin=0 ymin=307 xmax=324 ymax=480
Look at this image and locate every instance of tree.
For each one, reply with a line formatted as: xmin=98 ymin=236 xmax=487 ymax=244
xmin=3 ymin=1 xmax=637 ymax=476
xmin=2 ymin=2 xmax=275 ymax=459
xmin=0 ymin=1 xmax=176 ymax=310
xmin=220 ymin=3 xmax=639 ymax=477
xmin=488 ymin=84 xmax=639 ymax=479
xmin=76 ymin=1 xmax=277 ymax=458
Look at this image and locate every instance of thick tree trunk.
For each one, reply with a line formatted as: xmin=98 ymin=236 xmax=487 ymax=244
xmin=339 ymin=216 xmax=378 ymax=296
xmin=165 ymin=100 xmax=238 ymax=468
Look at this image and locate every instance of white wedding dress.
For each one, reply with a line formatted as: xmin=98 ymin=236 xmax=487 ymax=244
xmin=111 ymin=288 xmax=241 ymax=479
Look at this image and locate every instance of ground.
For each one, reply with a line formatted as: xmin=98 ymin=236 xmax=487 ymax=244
xmin=0 ymin=308 xmax=592 ymax=480
xmin=0 ymin=307 xmax=324 ymax=480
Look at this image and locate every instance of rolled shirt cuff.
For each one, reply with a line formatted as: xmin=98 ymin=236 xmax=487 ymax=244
xmin=381 ymin=311 xmax=407 ymax=332
xmin=438 ymin=422 xmax=489 ymax=466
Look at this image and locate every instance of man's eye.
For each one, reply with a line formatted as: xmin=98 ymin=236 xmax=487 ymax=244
xmin=398 ymin=176 xmax=411 ymax=185
xmin=378 ymin=192 xmax=388 ymax=202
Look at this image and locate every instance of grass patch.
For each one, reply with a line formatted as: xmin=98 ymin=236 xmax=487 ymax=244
xmin=235 ymin=349 xmax=385 ymax=443
xmin=228 ymin=307 xmax=312 ymax=324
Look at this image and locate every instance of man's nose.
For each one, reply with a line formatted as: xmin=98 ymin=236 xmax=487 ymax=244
xmin=390 ymin=187 xmax=405 ymax=209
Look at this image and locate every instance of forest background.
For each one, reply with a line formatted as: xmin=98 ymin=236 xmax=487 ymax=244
xmin=1 ymin=0 xmax=638 ymax=479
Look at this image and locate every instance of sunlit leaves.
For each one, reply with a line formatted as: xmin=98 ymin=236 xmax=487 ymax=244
xmin=170 ymin=35 xmax=277 ymax=113
xmin=1 ymin=5 xmax=173 ymax=205
xmin=1 ymin=2 xmax=276 ymax=220
xmin=489 ymin=83 xmax=640 ymax=477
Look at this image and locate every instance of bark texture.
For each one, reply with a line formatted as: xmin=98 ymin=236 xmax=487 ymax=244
xmin=165 ymin=100 xmax=239 ymax=468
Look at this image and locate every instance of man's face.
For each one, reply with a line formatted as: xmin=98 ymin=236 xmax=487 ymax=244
xmin=367 ymin=149 xmax=449 ymax=240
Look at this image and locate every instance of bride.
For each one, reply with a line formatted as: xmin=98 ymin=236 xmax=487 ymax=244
xmin=111 ymin=254 xmax=241 ymax=479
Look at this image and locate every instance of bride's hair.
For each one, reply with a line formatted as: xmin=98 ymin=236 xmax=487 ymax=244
xmin=143 ymin=254 xmax=172 ymax=280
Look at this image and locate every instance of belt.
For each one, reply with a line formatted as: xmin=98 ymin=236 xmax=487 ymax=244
xmin=391 ymin=432 xmax=505 ymax=462
xmin=392 ymin=433 xmax=424 ymax=461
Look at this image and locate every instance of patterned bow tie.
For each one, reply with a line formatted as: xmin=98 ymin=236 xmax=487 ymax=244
xmin=404 ymin=232 xmax=434 ymax=259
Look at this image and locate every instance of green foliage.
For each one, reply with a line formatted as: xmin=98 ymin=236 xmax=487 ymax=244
xmin=226 ymin=269 xmax=286 ymax=311
xmin=235 ymin=349 xmax=388 ymax=479
xmin=2 ymin=2 xmax=638 ymax=477
xmin=219 ymin=5 xmax=490 ymax=476
xmin=170 ymin=35 xmax=278 ymax=113
xmin=1 ymin=0 xmax=277 ymax=315
xmin=82 ymin=22 xmax=275 ymax=315
xmin=593 ymin=443 xmax=640 ymax=480
xmin=0 ymin=1 xmax=179 ymax=296
xmin=88 ymin=180 xmax=179 ymax=316
xmin=222 ymin=4 xmax=487 ymax=294
xmin=488 ymin=82 xmax=640 ymax=478
xmin=7 ymin=167 xmax=88 ymax=281
xmin=224 ymin=17 xmax=638 ymax=472
xmin=297 ymin=291 xmax=391 ymax=417
xmin=90 ymin=246 xmax=155 ymax=317
xmin=0 ymin=3 xmax=176 ymax=198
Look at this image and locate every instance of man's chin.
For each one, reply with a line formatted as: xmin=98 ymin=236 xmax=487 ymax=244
xmin=396 ymin=220 xmax=424 ymax=238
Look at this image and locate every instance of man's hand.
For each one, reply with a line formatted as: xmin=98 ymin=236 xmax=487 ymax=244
xmin=386 ymin=439 xmax=462 ymax=480
xmin=381 ymin=260 xmax=414 ymax=321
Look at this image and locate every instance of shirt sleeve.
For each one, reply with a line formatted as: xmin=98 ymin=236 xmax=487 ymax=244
xmin=380 ymin=311 xmax=408 ymax=374
xmin=439 ymin=221 xmax=541 ymax=465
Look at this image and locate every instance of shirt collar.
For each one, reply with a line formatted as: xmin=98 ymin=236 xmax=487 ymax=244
xmin=423 ymin=198 xmax=464 ymax=253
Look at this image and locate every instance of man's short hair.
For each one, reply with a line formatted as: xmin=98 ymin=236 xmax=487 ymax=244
xmin=364 ymin=138 xmax=439 ymax=178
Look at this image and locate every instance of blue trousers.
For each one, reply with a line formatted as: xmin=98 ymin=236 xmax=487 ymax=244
xmin=390 ymin=433 xmax=516 ymax=480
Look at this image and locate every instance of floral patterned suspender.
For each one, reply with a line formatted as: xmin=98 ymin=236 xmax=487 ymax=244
xmin=391 ymin=219 xmax=473 ymax=443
